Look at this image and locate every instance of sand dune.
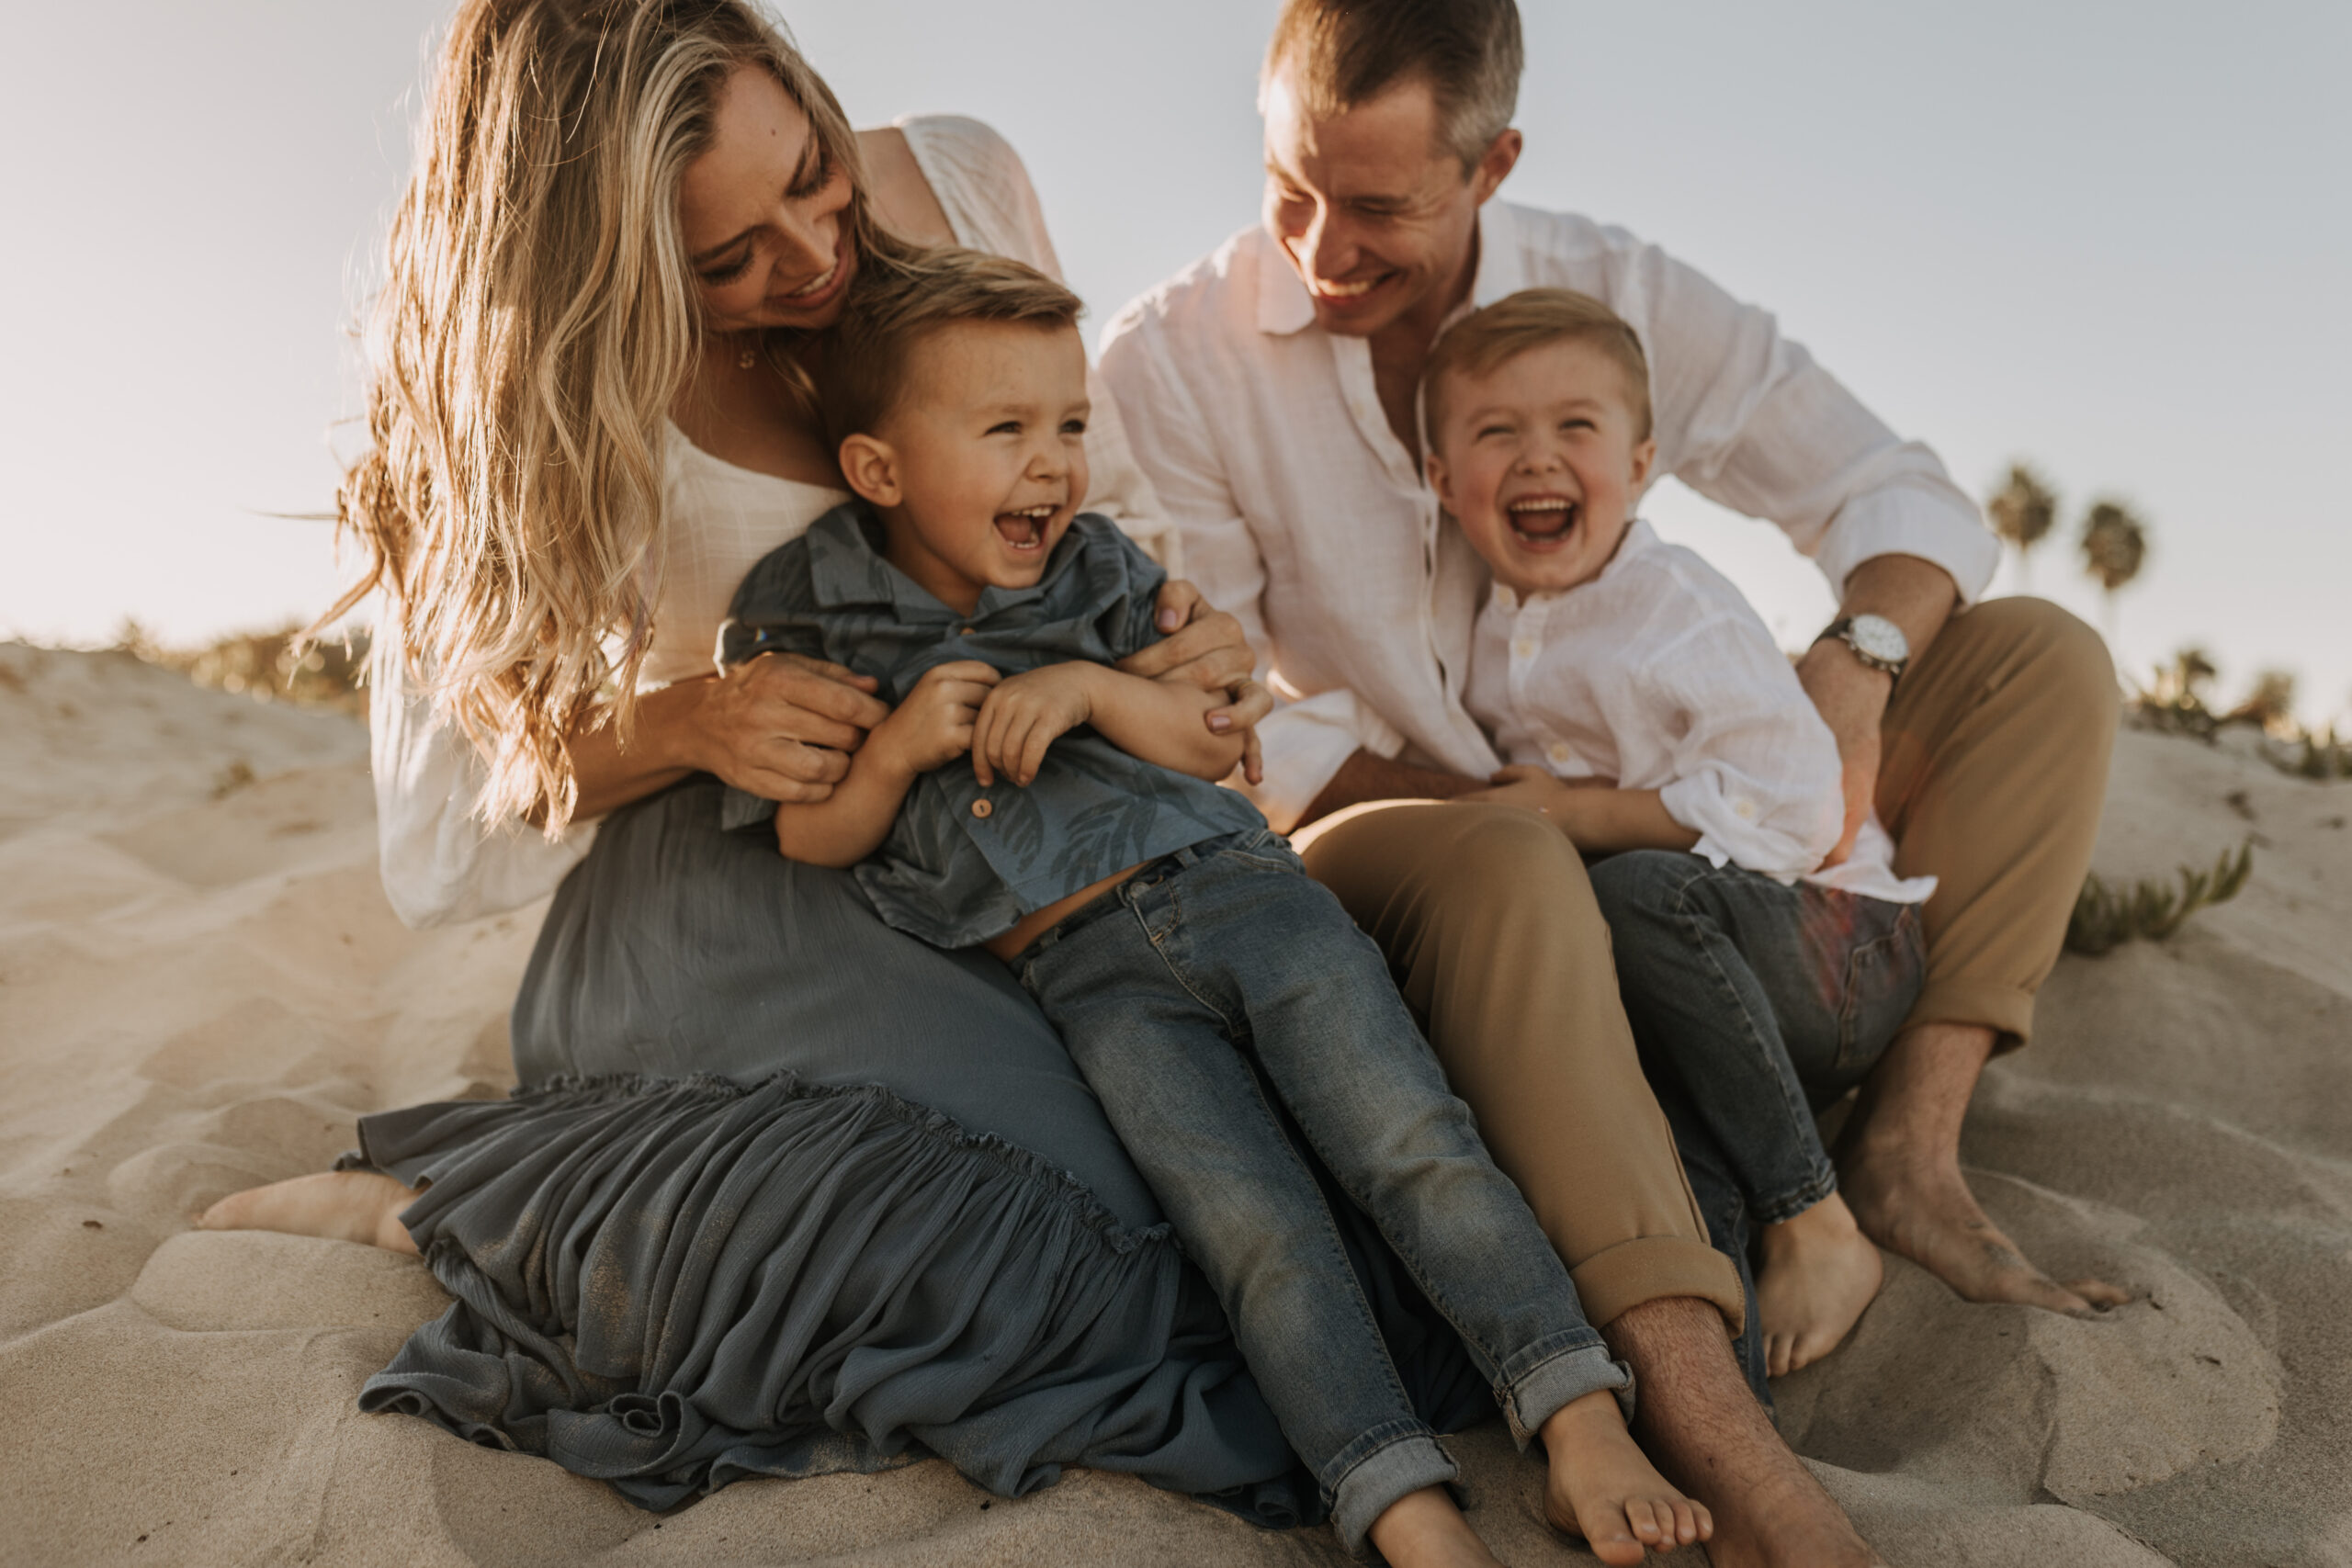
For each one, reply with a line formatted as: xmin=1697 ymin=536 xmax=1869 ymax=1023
xmin=2 ymin=640 xmax=2344 ymax=1566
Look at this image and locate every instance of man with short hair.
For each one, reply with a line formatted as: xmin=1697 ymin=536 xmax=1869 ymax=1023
xmin=1102 ymin=0 xmax=2122 ymax=1562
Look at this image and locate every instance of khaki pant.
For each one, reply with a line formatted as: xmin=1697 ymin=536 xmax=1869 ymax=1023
xmin=1299 ymin=597 xmax=2115 ymax=1327
xmin=1880 ymin=597 xmax=2117 ymax=1049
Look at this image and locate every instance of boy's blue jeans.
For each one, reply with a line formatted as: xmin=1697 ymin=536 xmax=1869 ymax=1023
xmin=1012 ymin=830 xmax=1632 ymax=1557
xmin=1589 ymin=850 xmax=1926 ymax=1402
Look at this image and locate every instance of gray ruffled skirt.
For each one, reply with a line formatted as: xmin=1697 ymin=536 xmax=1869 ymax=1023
xmin=348 ymin=778 xmax=1480 ymax=1516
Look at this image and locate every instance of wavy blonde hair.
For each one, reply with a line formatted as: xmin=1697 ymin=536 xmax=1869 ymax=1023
xmin=332 ymin=0 xmax=918 ymax=832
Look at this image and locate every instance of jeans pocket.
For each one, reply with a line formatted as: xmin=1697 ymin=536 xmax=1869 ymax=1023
xmin=1217 ymin=828 xmax=1306 ymax=875
xmin=1834 ymin=906 xmax=1928 ymax=1080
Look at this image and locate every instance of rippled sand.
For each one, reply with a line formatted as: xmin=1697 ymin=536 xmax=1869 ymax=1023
xmin=2 ymin=641 xmax=2343 ymax=1566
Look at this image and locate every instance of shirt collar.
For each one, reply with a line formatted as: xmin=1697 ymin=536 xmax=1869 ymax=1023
xmin=803 ymin=501 xmax=1092 ymax=618
xmin=1486 ymin=517 xmax=1658 ymax=612
xmin=1256 ymin=199 xmax=1527 ymax=338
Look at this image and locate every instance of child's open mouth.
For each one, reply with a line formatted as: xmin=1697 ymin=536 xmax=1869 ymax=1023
xmin=992 ymin=505 xmax=1056 ymax=552
xmin=1506 ymin=496 xmax=1580 ymax=548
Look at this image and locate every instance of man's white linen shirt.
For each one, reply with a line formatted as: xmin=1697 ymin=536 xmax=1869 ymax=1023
xmin=1098 ymin=201 xmax=2000 ymax=831
xmin=1470 ymin=520 xmax=1933 ymax=906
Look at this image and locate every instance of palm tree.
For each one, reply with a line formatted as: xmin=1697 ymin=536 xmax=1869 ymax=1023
xmin=1984 ymin=462 xmax=2059 ymax=592
xmin=2225 ymin=669 xmax=2299 ymax=733
xmin=2079 ymin=498 xmax=2149 ymax=647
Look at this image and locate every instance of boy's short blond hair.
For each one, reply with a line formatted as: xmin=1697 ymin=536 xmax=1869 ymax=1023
xmin=1423 ymin=288 xmax=1654 ymax=447
xmin=817 ymin=246 xmax=1083 ymax=447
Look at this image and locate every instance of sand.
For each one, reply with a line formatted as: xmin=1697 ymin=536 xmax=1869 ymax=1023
xmin=2 ymin=639 xmax=2345 ymax=1567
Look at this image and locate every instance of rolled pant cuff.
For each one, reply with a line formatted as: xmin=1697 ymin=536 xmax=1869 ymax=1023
xmin=1329 ymin=1425 xmax=1459 ymax=1561
xmin=1749 ymin=1166 xmax=1840 ymax=1228
xmin=1901 ymin=976 xmax=2038 ymax=1054
xmin=1568 ymin=1233 xmax=1747 ymax=1337
xmin=1498 ymin=1339 xmax=1636 ymax=1449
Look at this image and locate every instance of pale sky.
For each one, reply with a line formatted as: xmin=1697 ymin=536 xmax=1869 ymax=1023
xmin=4 ymin=1 xmax=2346 ymax=726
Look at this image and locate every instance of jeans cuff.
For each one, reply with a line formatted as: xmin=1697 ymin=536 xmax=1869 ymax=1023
xmin=1498 ymin=1340 xmax=1637 ymax=1449
xmin=1749 ymin=1165 xmax=1839 ymax=1227
xmin=1329 ymin=1426 xmax=1458 ymax=1560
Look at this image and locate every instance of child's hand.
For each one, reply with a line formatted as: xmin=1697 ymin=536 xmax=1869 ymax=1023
xmin=873 ymin=661 xmax=1000 ymax=776
xmin=974 ymin=664 xmax=1101 ymax=787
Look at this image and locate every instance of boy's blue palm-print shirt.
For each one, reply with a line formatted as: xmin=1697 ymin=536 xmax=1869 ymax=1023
xmin=719 ymin=504 xmax=1266 ymax=948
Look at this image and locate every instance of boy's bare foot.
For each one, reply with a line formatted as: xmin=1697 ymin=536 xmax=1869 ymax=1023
xmin=1539 ymin=1388 xmax=1711 ymax=1564
xmin=1838 ymin=1022 xmax=2129 ymax=1315
xmin=193 ymin=1170 xmax=421 ymax=1255
xmin=1757 ymin=1192 xmax=1883 ymax=1377
xmin=1366 ymin=1484 xmax=1504 ymax=1568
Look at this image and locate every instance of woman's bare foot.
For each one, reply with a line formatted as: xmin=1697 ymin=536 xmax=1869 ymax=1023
xmin=1365 ymin=1484 xmax=1503 ymax=1568
xmin=1838 ymin=1021 xmax=2130 ymax=1315
xmin=1540 ymin=1388 xmax=1711 ymax=1564
xmin=1757 ymin=1193 xmax=1883 ymax=1377
xmin=193 ymin=1170 xmax=421 ymax=1255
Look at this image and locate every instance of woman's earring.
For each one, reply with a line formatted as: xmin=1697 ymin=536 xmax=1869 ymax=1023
xmin=737 ymin=337 xmax=759 ymax=371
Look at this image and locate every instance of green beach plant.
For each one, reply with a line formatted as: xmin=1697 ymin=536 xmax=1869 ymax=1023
xmin=2065 ymin=840 xmax=2254 ymax=956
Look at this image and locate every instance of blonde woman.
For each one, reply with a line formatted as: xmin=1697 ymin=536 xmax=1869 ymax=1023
xmin=193 ymin=0 xmax=1369 ymax=1519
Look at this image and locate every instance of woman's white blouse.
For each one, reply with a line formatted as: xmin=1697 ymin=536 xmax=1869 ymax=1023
xmin=372 ymin=115 xmax=1166 ymax=929
xmin=1466 ymin=521 xmax=1935 ymax=905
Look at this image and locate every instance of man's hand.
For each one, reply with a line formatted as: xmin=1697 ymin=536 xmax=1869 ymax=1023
xmin=1794 ymin=642 xmax=1893 ymax=866
xmin=871 ymin=661 xmax=1000 ymax=778
xmin=974 ymin=664 xmax=1099 ymax=787
xmin=688 ymin=652 xmax=892 ymax=803
xmin=1119 ymin=578 xmax=1272 ymax=784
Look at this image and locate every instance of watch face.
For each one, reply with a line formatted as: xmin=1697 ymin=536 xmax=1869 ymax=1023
xmin=1849 ymin=614 xmax=1909 ymax=664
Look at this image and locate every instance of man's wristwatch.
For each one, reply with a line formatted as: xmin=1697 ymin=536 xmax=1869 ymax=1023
xmin=1815 ymin=614 xmax=1910 ymax=682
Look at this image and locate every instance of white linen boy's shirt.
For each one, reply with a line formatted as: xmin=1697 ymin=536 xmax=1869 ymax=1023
xmin=1469 ymin=521 xmax=1935 ymax=905
xmin=1099 ymin=202 xmax=2000 ymax=831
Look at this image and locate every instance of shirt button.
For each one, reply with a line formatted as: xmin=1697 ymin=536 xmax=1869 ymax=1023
xmin=1735 ymin=799 xmax=1757 ymax=820
xmin=1547 ymin=741 xmax=1572 ymax=765
xmin=971 ymin=799 xmax=993 ymax=819
xmin=1512 ymin=638 xmax=1538 ymax=660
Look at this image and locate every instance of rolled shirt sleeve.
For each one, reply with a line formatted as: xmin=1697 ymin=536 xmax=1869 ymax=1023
xmin=1613 ymin=226 xmax=2000 ymax=606
xmin=368 ymin=641 xmax=592 ymax=929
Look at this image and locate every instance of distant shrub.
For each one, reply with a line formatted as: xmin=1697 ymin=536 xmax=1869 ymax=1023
xmin=114 ymin=622 xmax=370 ymax=716
xmin=2066 ymin=841 xmax=2254 ymax=956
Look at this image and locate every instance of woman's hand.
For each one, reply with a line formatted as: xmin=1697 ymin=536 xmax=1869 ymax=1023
xmin=1118 ymin=579 xmax=1273 ymax=784
xmin=686 ymin=653 xmax=893 ymax=802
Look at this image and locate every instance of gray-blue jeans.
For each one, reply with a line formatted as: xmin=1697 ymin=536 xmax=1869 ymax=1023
xmin=1012 ymin=830 xmax=1633 ymax=1558
xmin=1589 ymin=850 xmax=1925 ymax=1402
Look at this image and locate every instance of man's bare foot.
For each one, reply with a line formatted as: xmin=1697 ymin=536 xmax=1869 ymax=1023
xmin=1839 ymin=1021 xmax=2129 ymax=1314
xmin=1757 ymin=1192 xmax=1883 ymax=1377
xmin=1539 ymin=1388 xmax=1710 ymax=1563
xmin=1606 ymin=1295 xmax=1877 ymax=1567
xmin=1365 ymin=1484 xmax=1503 ymax=1568
xmin=193 ymin=1170 xmax=421 ymax=1255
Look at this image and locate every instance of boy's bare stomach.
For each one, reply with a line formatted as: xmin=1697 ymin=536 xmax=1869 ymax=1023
xmin=982 ymin=862 xmax=1149 ymax=964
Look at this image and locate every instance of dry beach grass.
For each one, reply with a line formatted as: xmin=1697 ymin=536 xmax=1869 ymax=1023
xmin=1 ymin=640 xmax=2346 ymax=1566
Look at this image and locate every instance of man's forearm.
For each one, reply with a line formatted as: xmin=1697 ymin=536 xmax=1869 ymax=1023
xmin=1297 ymin=748 xmax=1483 ymax=827
xmin=1837 ymin=553 xmax=1960 ymax=660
